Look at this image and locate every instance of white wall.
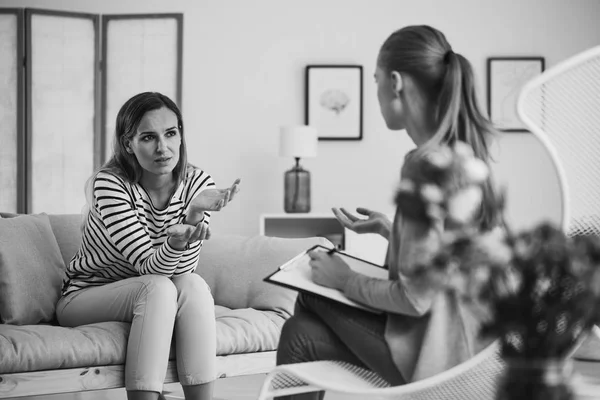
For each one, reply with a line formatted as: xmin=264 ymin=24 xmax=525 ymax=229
xmin=3 ymin=0 xmax=599 ymax=235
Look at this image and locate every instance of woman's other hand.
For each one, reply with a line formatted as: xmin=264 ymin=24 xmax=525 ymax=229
xmin=166 ymin=222 xmax=211 ymax=250
xmin=307 ymin=249 xmax=352 ymax=290
xmin=191 ymin=178 xmax=241 ymax=212
xmin=332 ymin=207 xmax=392 ymax=239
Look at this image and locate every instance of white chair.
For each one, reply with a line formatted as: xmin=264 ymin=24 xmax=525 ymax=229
xmin=517 ymin=45 xmax=600 ymax=360
xmin=257 ymin=341 xmax=504 ymax=400
xmin=517 ymin=45 xmax=600 ymax=237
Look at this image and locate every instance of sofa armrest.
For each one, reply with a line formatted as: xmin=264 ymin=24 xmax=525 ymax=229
xmin=196 ymin=234 xmax=331 ymax=319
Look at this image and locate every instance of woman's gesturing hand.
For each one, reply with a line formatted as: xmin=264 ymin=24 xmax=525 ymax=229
xmin=166 ymin=222 xmax=211 ymax=250
xmin=191 ymin=178 xmax=241 ymax=212
xmin=332 ymin=207 xmax=392 ymax=239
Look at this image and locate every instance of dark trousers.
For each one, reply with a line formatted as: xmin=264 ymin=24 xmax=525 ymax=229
xmin=275 ymin=293 xmax=405 ymax=400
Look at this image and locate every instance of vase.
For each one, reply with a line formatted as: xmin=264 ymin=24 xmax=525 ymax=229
xmin=496 ymin=358 xmax=575 ymax=400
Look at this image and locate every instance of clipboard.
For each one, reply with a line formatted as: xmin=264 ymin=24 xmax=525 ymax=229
xmin=263 ymin=244 xmax=389 ymax=313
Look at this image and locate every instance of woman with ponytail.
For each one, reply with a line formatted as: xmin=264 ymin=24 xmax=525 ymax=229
xmin=276 ymin=25 xmax=501 ymax=398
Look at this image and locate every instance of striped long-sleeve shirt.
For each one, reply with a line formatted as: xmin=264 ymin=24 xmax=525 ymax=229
xmin=62 ymin=166 xmax=215 ymax=296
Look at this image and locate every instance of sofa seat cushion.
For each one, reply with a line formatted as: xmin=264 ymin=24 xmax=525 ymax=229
xmin=0 ymin=321 xmax=128 ymax=374
xmin=213 ymin=305 xmax=285 ymax=355
xmin=0 ymin=307 xmax=286 ymax=374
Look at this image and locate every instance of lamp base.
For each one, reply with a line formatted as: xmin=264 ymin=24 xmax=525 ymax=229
xmin=284 ymin=159 xmax=311 ymax=213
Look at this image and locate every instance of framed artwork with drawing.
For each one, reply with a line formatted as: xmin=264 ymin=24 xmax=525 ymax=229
xmin=487 ymin=57 xmax=545 ymax=132
xmin=305 ymin=65 xmax=363 ymax=141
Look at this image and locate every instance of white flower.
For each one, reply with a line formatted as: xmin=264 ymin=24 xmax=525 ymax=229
xmin=425 ymin=147 xmax=453 ymax=169
xmin=447 ymin=186 xmax=483 ymax=224
xmin=420 ymin=184 xmax=444 ymax=204
xmin=447 ymin=272 xmax=468 ymax=294
xmin=477 ymin=229 xmax=512 ymax=264
xmin=472 ymin=266 xmax=491 ymax=284
xmin=513 ymin=239 xmax=529 ymax=258
xmin=463 ymin=158 xmax=489 ymax=184
xmin=398 ymin=179 xmax=415 ymax=193
xmin=533 ymin=277 xmax=552 ymax=298
xmin=453 ymin=141 xmax=474 ymax=159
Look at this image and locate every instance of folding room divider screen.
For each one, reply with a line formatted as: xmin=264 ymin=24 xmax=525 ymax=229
xmin=102 ymin=14 xmax=183 ymax=162
xmin=0 ymin=8 xmax=182 ymax=214
xmin=27 ymin=9 xmax=98 ymax=215
xmin=0 ymin=9 xmax=23 ymax=214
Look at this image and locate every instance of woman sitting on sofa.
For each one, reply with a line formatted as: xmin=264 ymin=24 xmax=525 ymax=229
xmin=276 ymin=25 xmax=501 ymax=399
xmin=57 ymin=91 xmax=240 ymax=400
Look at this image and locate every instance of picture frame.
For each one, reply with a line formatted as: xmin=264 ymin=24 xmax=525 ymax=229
xmin=487 ymin=57 xmax=545 ymax=132
xmin=305 ymin=65 xmax=363 ymax=141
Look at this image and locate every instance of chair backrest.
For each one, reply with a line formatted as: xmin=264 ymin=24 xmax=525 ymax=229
xmin=517 ymin=46 xmax=600 ymax=236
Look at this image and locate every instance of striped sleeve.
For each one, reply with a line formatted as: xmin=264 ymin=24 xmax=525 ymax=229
xmin=93 ymin=172 xmax=183 ymax=277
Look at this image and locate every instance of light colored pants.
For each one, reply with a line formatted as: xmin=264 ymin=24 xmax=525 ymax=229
xmin=56 ymin=274 xmax=217 ymax=393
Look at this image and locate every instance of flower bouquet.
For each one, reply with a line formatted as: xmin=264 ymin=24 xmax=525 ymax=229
xmin=394 ymin=142 xmax=600 ymax=400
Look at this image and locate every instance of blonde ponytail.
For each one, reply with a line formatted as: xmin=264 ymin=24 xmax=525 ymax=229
xmin=379 ymin=25 xmax=501 ymax=230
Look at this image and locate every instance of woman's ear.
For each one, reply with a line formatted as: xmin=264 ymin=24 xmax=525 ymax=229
xmin=390 ymin=71 xmax=403 ymax=96
xmin=124 ymin=139 xmax=133 ymax=154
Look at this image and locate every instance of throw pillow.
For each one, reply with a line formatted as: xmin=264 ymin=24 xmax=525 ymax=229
xmin=0 ymin=213 xmax=66 ymax=325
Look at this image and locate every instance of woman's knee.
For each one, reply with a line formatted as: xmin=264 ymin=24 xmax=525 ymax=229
xmin=277 ymin=315 xmax=304 ymax=365
xmin=173 ymin=273 xmax=211 ymax=293
xmin=138 ymin=274 xmax=177 ymax=303
xmin=277 ymin=312 xmax=327 ymax=365
xmin=172 ymin=273 xmax=214 ymax=304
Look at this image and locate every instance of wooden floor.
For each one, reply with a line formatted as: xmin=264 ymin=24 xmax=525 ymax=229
xmin=163 ymin=374 xmax=361 ymax=400
xmin=164 ymin=374 xmax=267 ymax=400
xmin=8 ymin=361 xmax=600 ymax=400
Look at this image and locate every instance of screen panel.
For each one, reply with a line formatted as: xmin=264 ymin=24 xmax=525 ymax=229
xmin=0 ymin=10 xmax=23 ymax=213
xmin=102 ymin=14 xmax=182 ymax=162
xmin=27 ymin=9 xmax=98 ymax=214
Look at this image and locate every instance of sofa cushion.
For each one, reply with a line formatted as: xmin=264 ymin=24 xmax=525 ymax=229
xmin=0 ymin=307 xmax=286 ymax=374
xmin=214 ymin=305 xmax=284 ymax=355
xmin=197 ymin=234 xmax=330 ymax=319
xmin=0 ymin=213 xmax=66 ymax=325
xmin=47 ymin=214 xmax=84 ymax=269
xmin=0 ymin=321 xmax=128 ymax=374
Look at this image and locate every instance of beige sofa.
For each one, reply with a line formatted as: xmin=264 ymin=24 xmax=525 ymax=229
xmin=0 ymin=213 xmax=327 ymax=398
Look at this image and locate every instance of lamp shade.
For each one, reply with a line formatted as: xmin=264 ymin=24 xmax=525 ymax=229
xmin=279 ymin=126 xmax=318 ymax=158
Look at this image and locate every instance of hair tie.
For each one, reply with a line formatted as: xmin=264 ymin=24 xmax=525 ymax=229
xmin=444 ymin=50 xmax=455 ymax=64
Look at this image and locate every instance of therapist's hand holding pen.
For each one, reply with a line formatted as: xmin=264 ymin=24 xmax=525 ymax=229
xmin=307 ymin=248 xmax=352 ymax=290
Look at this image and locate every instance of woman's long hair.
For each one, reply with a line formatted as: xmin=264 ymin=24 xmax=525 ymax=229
xmin=379 ymin=25 xmax=500 ymax=231
xmin=82 ymin=92 xmax=188 ymax=223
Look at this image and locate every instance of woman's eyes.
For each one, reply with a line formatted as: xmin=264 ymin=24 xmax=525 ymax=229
xmin=140 ymin=131 xmax=177 ymax=142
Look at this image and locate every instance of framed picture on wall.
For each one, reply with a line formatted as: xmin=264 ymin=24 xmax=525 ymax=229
xmin=487 ymin=57 xmax=545 ymax=132
xmin=305 ymin=65 xmax=363 ymax=140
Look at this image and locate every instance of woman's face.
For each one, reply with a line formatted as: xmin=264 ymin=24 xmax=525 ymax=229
xmin=375 ymin=64 xmax=405 ymax=131
xmin=128 ymin=107 xmax=181 ymax=180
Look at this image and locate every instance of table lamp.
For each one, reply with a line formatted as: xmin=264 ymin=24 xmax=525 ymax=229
xmin=279 ymin=126 xmax=318 ymax=213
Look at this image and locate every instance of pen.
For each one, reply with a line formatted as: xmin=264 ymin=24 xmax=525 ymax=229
xmin=326 ymin=247 xmax=337 ymax=255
